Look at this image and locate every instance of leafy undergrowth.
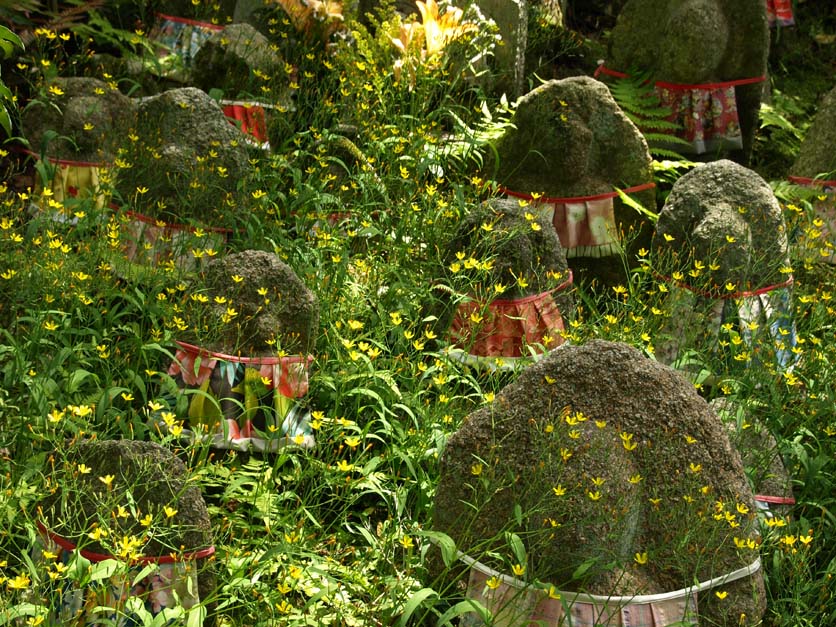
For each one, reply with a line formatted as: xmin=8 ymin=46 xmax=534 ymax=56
xmin=0 ymin=2 xmax=835 ymax=627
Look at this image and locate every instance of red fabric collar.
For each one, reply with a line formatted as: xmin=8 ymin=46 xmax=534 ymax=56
xmin=499 ymin=182 xmax=655 ymax=205
xmin=594 ymin=64 xmax=766 ymax=91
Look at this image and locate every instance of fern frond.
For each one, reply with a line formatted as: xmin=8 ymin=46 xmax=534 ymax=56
xmin=637 ymin=119 xmax=683 ymax=132
xmin=629 ymin=106 xmax=676 ymax=119
xmin=601 ymin=67 xmax=692 ymax=161
xmin=642 ymin=132 xmax=692 ymax=146
xmin=649 ymin=147 xmax=694 ymax=160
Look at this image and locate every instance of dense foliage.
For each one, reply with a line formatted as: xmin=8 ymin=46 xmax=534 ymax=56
xmin=0 ymin=1 xmax=835 ymax=626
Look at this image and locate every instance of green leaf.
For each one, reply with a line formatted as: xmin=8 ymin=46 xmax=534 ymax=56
xmin=650 ymin=147 xmax=696 ymax=161
xmin=349 ymin=522 xmax=378 ymax=548
xmin=437 ymin=599 xmax=490 ymax=627
xmin=132 ymin=562 xmax=158 ymax=586
xmin=397 ymin=587 xmax=438 ymax=627
xmin=66 ymin=552 xmax=93 ymax=585
xmin=90 ymin=558 xmax=120 ymax=582
xmin=67 ymin=368 xmax=100 ymax=394
xmin=417 ymin=529 xmax=457 ymax=567
xmin=505 ymin=531 xmax=527 ymax=566
xmin=0 ymin=26 xmax=24 ymax=53
xmin=616 ymin=187 xmax=658 ymax=222
xmin=571 ymin=555 xmax=600 ymax=581
xmin=142 ymin=342 xmax=177 ymax=363
xmin=186 ymin=605 xmax=207 ymax=627
xmin=652 ymin=159 xmax=697 ymax=174
xmin=643 ymin=131 xmax=691 ymax=145
xmin=0 ymin=106 xmax=10 ymax=136
xmin=0 ymin=603 xmax=42 ymax=626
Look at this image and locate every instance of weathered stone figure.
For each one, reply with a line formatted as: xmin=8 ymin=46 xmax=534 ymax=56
xmin=653 ymin=160 xmax=789 ymax=290
xmin=433 ymin=340 xmax=765 ymax=626
xmin=487 ymin=76 xmax=656 ymax=285
xmin=21 ymin=77 xmax=136 ymax=163
xmin=38 ymin=439 xmax=215 ymax=623
xmin=114 ymin=87 xmax=252 ymax=227
xmin=791 ymin=84 xmax=836 ymax=181
xmin=652 ymin=160 xmax=797 ymax=370
xmin=192 ymin=22 xmax=288 ymax=100
xmin=608 ymin=0 xmax=769 ymax=163
xmin=202 ymin=249 xmax=320 ymax=356
xmin=788 ymin=84 xmax=836 ymax=263
xmin=167 ymin=250 xmax=319 ymax=451
xmin=437 ymin=198 xmax=574 ymax=362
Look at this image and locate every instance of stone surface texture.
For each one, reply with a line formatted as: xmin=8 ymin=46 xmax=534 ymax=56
xmin=445 ymin=197 xmax=574 ymax=301
xmin=652 ymin=159 xmax=789 ymax=289
xmin=434 ymin=197 xmax=575 ymax=342
xmin=488 ymin=75 xmax=656 ymax=282
xmin=478 ymin=0 xmax=527 ymax=97
xmin=114 ymin=87 xmax=252 ymax=225
xmin=193 ymin=22 xmax=287 ymax=99
xmin=203 ymin=249 xmax=320 ymax=355
xmin=791 ymin=84 xmax=836 ymax=179
xmin=433 ymin=340 xmax=765 ymax=625
xmin=491 ymin=76 xmax=653 ymax=198
xmin=22 ymin=77 xmax=136 ymax=162
xmin=39 ymin=439 xmax=215 ymax=603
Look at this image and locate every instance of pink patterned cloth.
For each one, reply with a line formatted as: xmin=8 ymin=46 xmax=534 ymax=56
xmin=501 ymin=183 xmax=654 ymax=257
xmin=766 ymin=0 xmax=794 ymax=26
xmin=168 ymin=341 xmax=314 ymax=450
xmin=656 ymin=85 xmax=742 ymax=154
xmin=547 ymin=197 xmax=619 ymax=257
xmin=120 ymin=210 xmax=230 ymax=271
xmin=457 ymin=547 xmax=761 ymax=627
xmin=169 ymin=341 xmax=312 ymax=399
xmin=594 ymin=66 xmax=765 ymax=154
xmin=463 ymin=567 xmax=698 ymax=627
xmin=34 ymin=524 xmax=210 ymax=625
xmin=448 ymin=275 xmax=572 ymax=359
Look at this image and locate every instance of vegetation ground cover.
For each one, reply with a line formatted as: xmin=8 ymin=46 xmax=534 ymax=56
xmin=0 ymin=1 xmax=835 ymax=625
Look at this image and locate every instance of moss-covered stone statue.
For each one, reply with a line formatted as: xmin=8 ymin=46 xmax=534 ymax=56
xmin=434 ymin=197 xmax=574 ymax=364
xmin=37 ymin=439 xmax=215 ymax=624
xmin=486 ymin=76 xmax=656 ymax=287
xmin=607 ymin=0 xmax=769 ymax=163
xmin=432 ymin=340 xmax=765 ymax=626
xmin=652 ymin=160 xmax=797 ymax=371
xmin=168 ymin=250 xmax=320 ymax=452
